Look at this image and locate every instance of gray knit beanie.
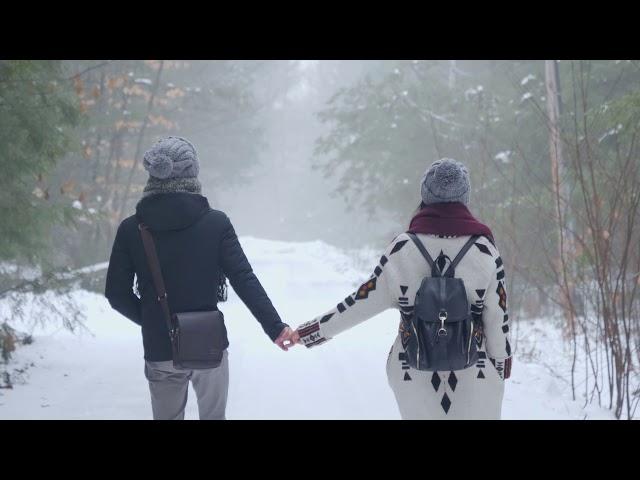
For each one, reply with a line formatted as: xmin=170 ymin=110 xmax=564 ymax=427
xmin=420 ymin=158 xmax=470 ymax=205
xmin=142 ymin=136 xmax=200 ymax=179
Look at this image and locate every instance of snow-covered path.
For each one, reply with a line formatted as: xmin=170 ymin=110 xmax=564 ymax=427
xmin=0 ymin=238 xmax=614 ymax=419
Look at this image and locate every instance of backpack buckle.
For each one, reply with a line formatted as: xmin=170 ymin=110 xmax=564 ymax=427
xmin=438 ymin=310 xmax=448 ymax=336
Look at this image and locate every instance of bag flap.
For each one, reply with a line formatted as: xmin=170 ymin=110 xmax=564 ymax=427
xmin=174 ymin=310 xmax=225 ymax=335
xmin=415 ymin=277 xmax=470 ymax=322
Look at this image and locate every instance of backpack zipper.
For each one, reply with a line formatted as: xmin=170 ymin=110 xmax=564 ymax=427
xmin=411 ymin=320 xmax=420 ymax=367
xmin=467 ymin=320 xmax=474 ymax=366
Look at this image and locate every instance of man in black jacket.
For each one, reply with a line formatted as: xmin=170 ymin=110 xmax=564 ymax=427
xmin=105 ymin=136 xmax=294 ymax=420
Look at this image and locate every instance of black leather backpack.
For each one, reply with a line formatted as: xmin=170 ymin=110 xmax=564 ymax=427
xmin=403 ymin=233 xmax=480 ymax=371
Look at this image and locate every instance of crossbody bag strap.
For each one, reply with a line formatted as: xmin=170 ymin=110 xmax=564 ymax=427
xmin=138 ymin=223 xmax=174 ymax=337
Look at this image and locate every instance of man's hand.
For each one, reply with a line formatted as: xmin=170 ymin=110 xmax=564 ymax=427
xmin=274 ymin=326 xmax=297 ymax=351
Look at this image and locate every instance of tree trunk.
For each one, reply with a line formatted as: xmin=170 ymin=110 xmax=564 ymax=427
xmin=117 ymin=60 xmax=165 ymax=220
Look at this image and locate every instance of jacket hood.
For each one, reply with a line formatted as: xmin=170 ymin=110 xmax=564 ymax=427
xmin=135 ymin=193 xmax=211 ymax=231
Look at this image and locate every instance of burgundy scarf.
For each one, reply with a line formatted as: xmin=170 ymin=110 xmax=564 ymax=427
xmin=408 ymin=202 xmax=494 ymax=244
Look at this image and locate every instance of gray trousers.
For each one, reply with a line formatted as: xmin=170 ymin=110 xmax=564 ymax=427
xmin=144 ymin=350 xmax=229 ymax=420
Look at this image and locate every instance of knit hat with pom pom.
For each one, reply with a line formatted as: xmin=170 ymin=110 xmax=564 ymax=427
xmin=420 ymin=158 xmax=470 ymax=205
xmin=142 ymin=136 xmax=200 ymax=179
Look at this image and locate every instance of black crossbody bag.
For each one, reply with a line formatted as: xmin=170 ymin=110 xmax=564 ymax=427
xmin=138 ymin=223 xmax=228 ymax=370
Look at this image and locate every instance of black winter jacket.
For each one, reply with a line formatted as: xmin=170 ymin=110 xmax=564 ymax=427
xmin=105 ymin=193 xmax=287 ymax=361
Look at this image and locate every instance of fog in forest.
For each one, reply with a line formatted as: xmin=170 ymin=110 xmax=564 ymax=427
xmin=2 ymin=60 xmax=639 ymax=419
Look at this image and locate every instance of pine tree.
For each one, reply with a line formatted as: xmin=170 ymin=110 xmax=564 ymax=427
xmin=0 ymin=60 xmax=80 ymax=262
xmin=0 ymin=60 xmax=81 ymax=371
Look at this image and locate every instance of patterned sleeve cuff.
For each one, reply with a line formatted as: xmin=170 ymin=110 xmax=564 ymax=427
xmin=490 ymin=357 xmax=513 ymax=380
xmin=297 ymin=319 xmax=329 ymax=348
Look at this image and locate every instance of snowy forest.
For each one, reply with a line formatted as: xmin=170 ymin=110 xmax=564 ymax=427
xmin=1 ymin=60 xmax=639 ymax=419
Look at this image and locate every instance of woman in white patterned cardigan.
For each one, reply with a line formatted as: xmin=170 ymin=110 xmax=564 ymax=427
xmin=293 ymin=159 xmax=512 ymax=419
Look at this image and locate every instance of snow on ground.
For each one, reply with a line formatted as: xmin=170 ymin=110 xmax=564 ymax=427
xmin=0 ymin=237 xmax=615 ymax=419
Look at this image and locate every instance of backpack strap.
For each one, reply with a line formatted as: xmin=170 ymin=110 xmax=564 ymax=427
xmin=406 ymin=232 xmax=437 ymax=274
xmin=443 ymin=235 xmax=481 ymax=278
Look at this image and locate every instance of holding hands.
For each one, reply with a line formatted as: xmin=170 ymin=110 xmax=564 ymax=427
xmin=273 ymin=326 xmax=302 ymax=351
